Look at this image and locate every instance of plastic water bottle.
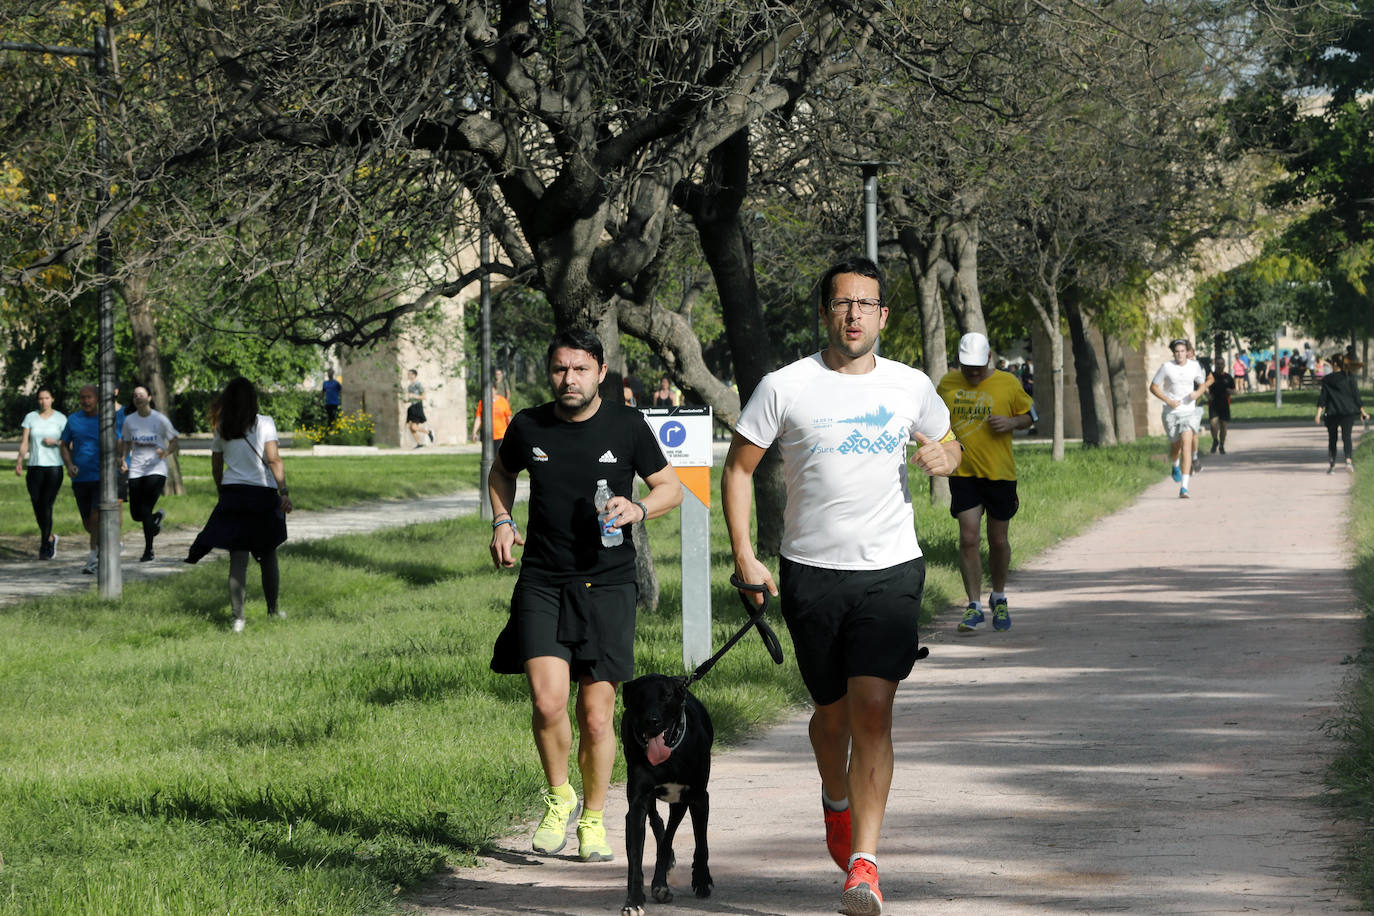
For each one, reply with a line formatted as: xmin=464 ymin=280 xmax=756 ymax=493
xmin=594 ymin=478 xmax=623 ymax=547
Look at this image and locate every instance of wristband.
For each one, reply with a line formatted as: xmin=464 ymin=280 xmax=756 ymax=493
xmin=278 ymin=486 xmax=290 ymax=495
xmin=632 ymin=499 xmax=649 ymax=523
xmin=493 ymin=517 xmax=517 ymax=532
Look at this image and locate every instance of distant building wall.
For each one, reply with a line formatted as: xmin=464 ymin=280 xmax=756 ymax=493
xmin=323 ymin=244 xmax=477 ymax=447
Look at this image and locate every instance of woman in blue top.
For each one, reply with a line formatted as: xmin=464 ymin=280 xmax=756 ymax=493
xmin=15 ymin=387 xmax=67 ymax=559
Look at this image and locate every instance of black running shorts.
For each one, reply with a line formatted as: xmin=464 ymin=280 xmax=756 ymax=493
xmin=778 ymin=556 xmax=926 ymax=707
xmin=508 ymin=577 xmax=638 ymax=683
xmin=948 ymin=476 xmax=1019 ymax=521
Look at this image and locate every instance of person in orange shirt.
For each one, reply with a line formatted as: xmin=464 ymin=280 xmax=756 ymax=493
xmin=472 ymin=383 xmax=514 ymax=446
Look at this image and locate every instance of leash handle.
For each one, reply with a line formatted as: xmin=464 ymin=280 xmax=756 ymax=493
xmin=728 ymin=575 xmax=784 ymax=666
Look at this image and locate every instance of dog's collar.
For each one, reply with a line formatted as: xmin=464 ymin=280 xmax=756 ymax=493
xmin=662 ymin=706 xmax=688 ymax=752
xmin=636 ymin=708 xmax=688 ymax=752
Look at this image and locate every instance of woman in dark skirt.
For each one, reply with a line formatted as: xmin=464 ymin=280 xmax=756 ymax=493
xmin=186 ymin=377 xmax=294 ymax=632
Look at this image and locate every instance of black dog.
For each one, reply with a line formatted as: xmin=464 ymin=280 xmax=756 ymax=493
xmin=620 ymin=673 xmax=714 ymax=916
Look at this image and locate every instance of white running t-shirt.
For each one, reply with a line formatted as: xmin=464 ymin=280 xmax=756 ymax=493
xmin=735 ymin=354 xmax=951 ymax=570
xmin=121 ymin=409 xmax=179 ymax=479
xmin=1151 ymin=360 xmax=1205 ymax=413
xmin=213 ymin=415 xmax=280 ymax=488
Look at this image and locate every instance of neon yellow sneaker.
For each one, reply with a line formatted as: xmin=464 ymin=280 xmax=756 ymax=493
xmin=576 ymin=814 xmax=614 ymax=862
xmin=531 ymin=789 xmax=578 ymax=855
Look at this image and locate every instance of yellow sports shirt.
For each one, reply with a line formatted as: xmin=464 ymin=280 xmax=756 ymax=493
xmin=936 ymin=369 xmax=1034 ymax=480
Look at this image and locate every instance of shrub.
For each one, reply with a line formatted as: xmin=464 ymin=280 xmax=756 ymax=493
xmin=295 ymin=409 xmax=376 ymax=447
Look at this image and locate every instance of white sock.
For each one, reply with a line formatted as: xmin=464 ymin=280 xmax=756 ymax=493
xmin=967 ymin=600 xmax=983 ymax=611
xmin=1181 ymin=474 xmax=1190 ymax=488
xmin=990 ymin=592 xmax=1006 ymax=605
xmin=848 ymin=853 xmax=877 ymax=869
xmin=1172 ymin=459 xmax=1181 ymax=469
xmin=822 ymin=790 xmax=849 ymax=812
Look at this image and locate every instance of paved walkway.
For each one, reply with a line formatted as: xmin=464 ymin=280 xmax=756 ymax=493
xmin=405 ymin=420 xmax=1369 ymax=915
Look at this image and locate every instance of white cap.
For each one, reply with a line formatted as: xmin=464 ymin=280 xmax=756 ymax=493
xmin=958 ymin=332 xmax=991 ymax=367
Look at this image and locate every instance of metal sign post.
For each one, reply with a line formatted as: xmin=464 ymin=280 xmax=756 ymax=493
xmin=641 ymin=406 xmax=714 ymax=669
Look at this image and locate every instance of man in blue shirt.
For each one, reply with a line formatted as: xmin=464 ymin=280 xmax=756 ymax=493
xmin=322 ymin=368 xmax=342 ymax=426
xmin=60 ymin=384 xmax=124 ymax=574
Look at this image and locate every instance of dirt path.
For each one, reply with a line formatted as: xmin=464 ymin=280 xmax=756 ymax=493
xmin=407 ymin=420 xmax=1368 ymax=915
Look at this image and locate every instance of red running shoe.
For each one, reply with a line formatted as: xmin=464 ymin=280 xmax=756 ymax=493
xmin=823 ymin=805 xmax=851 ymax=871
xmin=840 ymin=858 xmax=883 ymax=916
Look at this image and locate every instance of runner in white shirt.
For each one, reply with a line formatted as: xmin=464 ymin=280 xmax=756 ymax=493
xmin=723 ymin=256 xmax=961 ymax=916
xmin=1149 ymin=338 xmax=1207 ymax=498
xmin=119 ymin=386 xmax=179 ymax=561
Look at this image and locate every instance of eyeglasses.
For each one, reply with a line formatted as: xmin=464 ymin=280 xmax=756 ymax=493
xmin=827 ymin=297 xmax=884 ymax=314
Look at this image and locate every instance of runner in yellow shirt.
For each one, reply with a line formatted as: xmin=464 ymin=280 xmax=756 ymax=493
xmin=936 ymin=333 xmax=1035 ymax=634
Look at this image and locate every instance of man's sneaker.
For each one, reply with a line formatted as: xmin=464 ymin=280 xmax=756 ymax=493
xmin=81 ymin=555 xmax=98 ymax=574
xmin=823 ymin=805 xmax=851 ymax=871
xmin=140 ymin=549 xmax=155 ymax=563
xmin=152 ymin=510 xmax=164 ymax=535
xmin=991 ymin=597 xmax=1011 ymax=631
xmin=840 ymin=858 xmax=883 ymax=916
xmin=427 ymin=429 xmax=435 ymax=444
xmin=957 ymin=604 xmax=984 ymax=634
xmin=531 ymin=790 xmax=578 ymax=855
xmin=1171 ymin=464 xmax=1182 ymax=482
xmin=576 ymin=816 xmax=613 ymax=862
xmin=1179 ymin=487 xmax=1189 ymax=499
xmin=231 ymin=618 xmax=246 ymax=633
xmin=268 ymin=609 xmax=287 ymax=620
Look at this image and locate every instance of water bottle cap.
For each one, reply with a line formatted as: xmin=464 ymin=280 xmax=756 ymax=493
xmin=596 ymin=478 xmax=608 ymax=486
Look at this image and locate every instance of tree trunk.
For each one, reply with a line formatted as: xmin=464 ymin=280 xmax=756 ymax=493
xmin=942 ymin=214 xmax=987 ymax=338
xmin=892 ymin=209 xmax=951 ymax=507
xmin=630 ymin=509 xmax=659 ymax=612
xmin=675 ymin=129 xmax=785 ymax=555
xmin=117 ymin=267 xmax=185 ymax=495
xmin=1103 ymin=334 xmax=1136 ymax=443
xmin=1063 ymin=298 xmax=1116 ymax=446
xmin=1028 ymin=291 xmax=1066 ymax=462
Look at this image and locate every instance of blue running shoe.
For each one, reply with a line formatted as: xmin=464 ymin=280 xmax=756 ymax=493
xmin=957 ymin=603 xmax=984 ymax=634
xmin=1171 ymin=464 xmax=1182 ymax=483
xmin=1179 ymin=487 xmax=1189 ymax=499
xmin=991 ymin=596 xmax=1011 ymax=631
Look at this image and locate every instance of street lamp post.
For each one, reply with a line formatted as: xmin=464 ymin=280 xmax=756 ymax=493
xmin=3 ymin=27 xmax=122 ymax=597
xmin=478 ymin=228 xmax=494 ymax=520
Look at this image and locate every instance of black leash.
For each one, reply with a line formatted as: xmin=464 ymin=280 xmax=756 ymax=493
xmin=682 ymin=575 xmax=785 ymax=689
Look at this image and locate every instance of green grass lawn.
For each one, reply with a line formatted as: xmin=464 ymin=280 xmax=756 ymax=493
xmin=1325 ymin=435 xmax=1374 ymax=907
xmin=0 ymin=454 xmax=483 ymax=545
xmin=0 ymin=441 xmax=1166 ymax=915
xmin=1228 ymin=385 xmax=1372 ymax=423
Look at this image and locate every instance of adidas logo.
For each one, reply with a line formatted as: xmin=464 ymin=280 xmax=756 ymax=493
xmin=598 ymin=451 xmax=616 ymax=463
xmin=532 ymin=446 xmax=549 ymax=463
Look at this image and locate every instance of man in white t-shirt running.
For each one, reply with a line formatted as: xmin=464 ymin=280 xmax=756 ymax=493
xmin=722 ymin=256 xmax=961 ymax=916
xmin=1149 ymin=338 xmax=1207 ymax=498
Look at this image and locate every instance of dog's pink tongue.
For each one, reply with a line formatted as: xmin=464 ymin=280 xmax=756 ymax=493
xmin=646 ymin=733 xmax=671 ymax=766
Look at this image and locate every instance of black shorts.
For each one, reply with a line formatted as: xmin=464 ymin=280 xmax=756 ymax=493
xmin=778 ymin=557 xmax=926 ymax=706
xmin=406 ymin=403 xmax=427 ymax=424
xmin=948 ymin=476 xmax=1019 ymax=521
xmin=1209 ymin=401 xmax=1231 ymax=422
xmin=503 ymin=577 xmax=638 ymax=683
xmin=72 ymin=478 xmax=124 ymax=517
